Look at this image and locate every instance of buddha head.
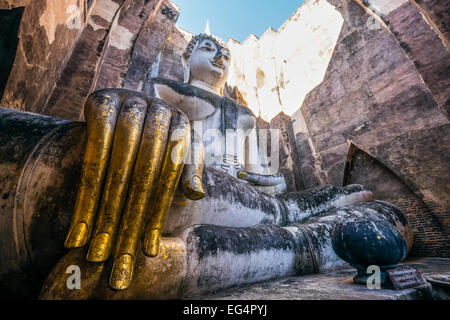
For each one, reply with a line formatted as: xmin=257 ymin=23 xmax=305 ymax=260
xmin=182 ymin=33 xmax=230 ymax=94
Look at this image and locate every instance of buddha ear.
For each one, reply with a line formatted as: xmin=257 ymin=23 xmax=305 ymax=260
xmin=182 ymin=54 xmax=190 ymax=83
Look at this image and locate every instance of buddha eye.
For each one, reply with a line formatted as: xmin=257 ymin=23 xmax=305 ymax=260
xmin=201 ymin=46 xmax=213 ymax=52
xmin=200 ymin=42 xmax=214 ymax=51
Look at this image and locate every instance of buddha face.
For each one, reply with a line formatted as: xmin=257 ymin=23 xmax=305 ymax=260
xmin=184 ymin=37 xmax=230 ymax=92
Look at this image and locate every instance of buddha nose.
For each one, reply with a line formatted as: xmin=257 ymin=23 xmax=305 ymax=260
xmin=214 ymin=53 xmax=224 ymax=64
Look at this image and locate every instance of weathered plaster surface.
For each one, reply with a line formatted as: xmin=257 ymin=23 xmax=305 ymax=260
xmin=95 ymin=0 xmax=166 ymax=90
xmin=39 ymin=0 xmax=82 ymax=45
xmin=226 ymin=0 xmax=344 ymax=121
xmin=197 ymin=257 xmax=449 ymax=300
xmin=1 ymin=0 xmax=84 ymax=113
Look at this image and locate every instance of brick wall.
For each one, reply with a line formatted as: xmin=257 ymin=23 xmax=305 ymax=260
xmin=392 ymin=197 xmax=449 ymax=258
xmin=345 ymin=146 xmax=449 ymax=258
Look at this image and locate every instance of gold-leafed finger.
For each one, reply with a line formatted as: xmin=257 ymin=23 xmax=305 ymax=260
xmin=183 ymin=175 xmax=205 ymax=200
xmin=109 ymin=253 xmax=134 ymax=291
xmin=109 ymin=100 xmax=173 ymax=290
xmin=86 ymin=96 xmax=147 ymax=262
xmin=182 ymin=131 xmax=205 ymax=200
xmin=65 ymin=90 xmax=121 ymax=248
xmin=143 ymin=112 xmax=190 ymax=257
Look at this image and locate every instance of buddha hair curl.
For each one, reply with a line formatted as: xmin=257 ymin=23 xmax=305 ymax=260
xmin=183 ymin=33 xmax=227 ymax=59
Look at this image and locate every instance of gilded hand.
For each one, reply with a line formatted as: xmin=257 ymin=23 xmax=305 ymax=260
xmin=64 ymin=89 xmax=204 ymax=290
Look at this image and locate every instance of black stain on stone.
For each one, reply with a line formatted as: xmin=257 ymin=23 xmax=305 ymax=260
xmin=399 ymin=41 xmax=411 ymax=53
xmin=203 ymin=167 xmax=280 ymax=219
xmin=188 ymin=224 xmax=296 ymax=261
xmin=0 ymin=7 xmax=24 ymax=97
xmin=0 ymin=266 xmax=40 ymax=299
xmin=342 ymin=31 xmax=359 ymax=55
xmin=276 ymin=184 xmax=369 ymax=224
xmin=161 ymin=5 xmax=178 ymax=21
xmin=0 ymin=107 xmax=67 ymax=164
xmin=28 ymin=129 xmax=83 ymax=291
xmin=97 ymin=37 xmax=106 ymax=57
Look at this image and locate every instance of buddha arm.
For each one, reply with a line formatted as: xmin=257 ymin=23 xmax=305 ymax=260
xmin=238 ymin=113 xmax=287 ymax=193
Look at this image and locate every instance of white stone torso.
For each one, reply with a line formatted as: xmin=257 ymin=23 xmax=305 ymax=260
xmin=153 ymin=81 xmax=264 ymax=176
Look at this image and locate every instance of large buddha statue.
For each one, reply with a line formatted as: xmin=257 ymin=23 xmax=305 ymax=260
xmin=0 ymin=33 xmax=413 ymax=299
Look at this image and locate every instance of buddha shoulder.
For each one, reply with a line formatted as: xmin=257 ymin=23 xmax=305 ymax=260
xmin=214 ymin=94 xmax=255 ymax=130
xmin=150 ymin=77 xmax=219 ymax=121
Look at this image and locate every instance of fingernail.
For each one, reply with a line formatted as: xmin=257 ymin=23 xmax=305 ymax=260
xmin=86 ymin=233 xmax=112 ymax=262
xmin=64 ymin=222 xmax=88 ymax=248
xmin=109 ymin=254 xmax=134 ymax=290
xmin=185 ymin=176 xmax=205 ymax=200
xmin=237 ymin=171 xmax=248 ymax=179
xmin=144 ymin=229 xmax=161 ymax=257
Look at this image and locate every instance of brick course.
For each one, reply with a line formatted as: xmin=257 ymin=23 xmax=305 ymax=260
xmin=393 ymin=197 xmax=449 ymax=257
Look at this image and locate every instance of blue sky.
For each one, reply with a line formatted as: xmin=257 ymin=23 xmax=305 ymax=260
xmin=173 ymin=0 xmax=305 ymax=43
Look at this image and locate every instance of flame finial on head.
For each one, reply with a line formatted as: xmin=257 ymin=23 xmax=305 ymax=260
xmin=205 ymin=20 xmax=210 ymax=35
